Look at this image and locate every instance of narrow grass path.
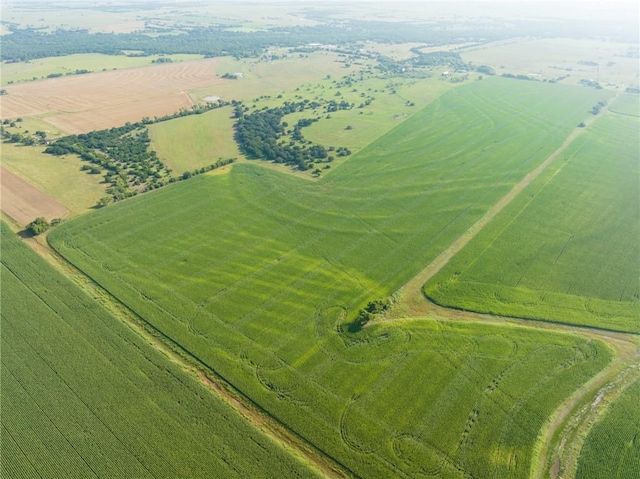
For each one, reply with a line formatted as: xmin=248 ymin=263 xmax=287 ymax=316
xmin=384 ymin=95 xmax=640 ymax=479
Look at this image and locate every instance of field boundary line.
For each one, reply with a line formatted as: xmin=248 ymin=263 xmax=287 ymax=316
xmin=17 ymin=231 xmax=355 ymax=479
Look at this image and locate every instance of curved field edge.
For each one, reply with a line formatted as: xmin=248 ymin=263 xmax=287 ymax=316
xmin=424 ymin=112 xmax=639 ymax=334
xmin=0 ymin=222 xmax=323 ymax=479
xmin=576 ymin=377 xmax=640 ymax=479
xmin=47 ymin=79 xmax=621 ymax=478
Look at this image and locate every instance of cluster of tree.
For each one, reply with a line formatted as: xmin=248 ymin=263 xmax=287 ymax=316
xmin=476 ymin=65 xmax=496 ymax=75
xmin=579 ymin=79 xmax=603 ymax=89
xmin=410 ymin=49 xmax=467 ymax=69
xmin=234 ymin=100 xmax=348 ymax=171
xmin=349 ymin=298 xmax=393 ymax=332
xmin=44 ymin=124 xmax=168 ymax=200
xmin=591 ymin=100 xmax=607 ymax=115
xmin=0 ymin=125 xmax=48 ymax=146
xmin=26 ymin=217 xmax=61 ymax=236
xmin=501 ymin=73 xmax=537 ymax=81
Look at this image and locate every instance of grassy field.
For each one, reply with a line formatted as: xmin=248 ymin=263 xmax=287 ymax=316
xmin=50 ymin=78 xmax=615 ymax=478
xmin=576 ymin=378 xmax=640 ymax=478
xmin=0 ymin=221 xmax=321 ymax=479
xmin=1 ymin=53 xmax=203 ymax=85
xmin=1 ymin=142 xmax=106 ymax=215
xmin=425 ymin=112 xmax=639 ymax=333
xmin=148 ymin=107 xmax=241 ymax=175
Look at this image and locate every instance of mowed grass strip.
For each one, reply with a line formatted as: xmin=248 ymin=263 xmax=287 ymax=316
xmin=576 ymin=378 xmax=640 ymax=479
xmin=426 ymin=113 xmax=639 ymax=332
xmin=50 ymin=78 xmax=613 ymax=478
xmin=0 ymin=222 xmax=321 ymax=479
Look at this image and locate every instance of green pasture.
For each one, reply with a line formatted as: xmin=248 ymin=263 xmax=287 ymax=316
xmin=426 ymin=113 xmax=639 ymax=333
xmin=1 ymin=53 xmax=203 ymax=85
xmin=50 ymin=78 xmax=615 ymax=478
xmin=577 ymin=378 xmax=640 ymax=479
xmin=1 ymin=142 xmax=105 ymax=215
xmin=148 ymin=107 xmax=240 ymax=175
xmin=0 ymin=222 xmax=320 ymax=479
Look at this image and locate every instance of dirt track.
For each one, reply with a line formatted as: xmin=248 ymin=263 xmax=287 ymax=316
xmin=0 ymin=166 xmax=68 ymax=225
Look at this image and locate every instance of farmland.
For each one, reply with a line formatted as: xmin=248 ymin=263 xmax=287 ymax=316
xmin=0 ymin=221 xmax=322 ymax=478
xmin=2 ymin=2 xmax=639 ymax=477
xmin=576 ymin=378 xmax=640 ymax=479
xmin=0 ymin=58 xmax=226 ymax=133
xmin=425 ymin=112 xmax=640 ymax=333
xmin=49 ymin=78 xmax=619 ymax=478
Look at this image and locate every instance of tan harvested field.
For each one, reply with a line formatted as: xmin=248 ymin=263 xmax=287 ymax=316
xmin=0 ymin=166 xmax=68 ymax=225
xmin=0 ymin=58 xmax=227 ymax=134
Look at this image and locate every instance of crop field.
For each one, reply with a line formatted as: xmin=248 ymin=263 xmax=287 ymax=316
xmin=49 ymin=78 xmax=616 ymax=478
xmin=576 ymin=378 xmax=640 ymax=478
xmin=1 ymin=143 xmax=105 ymax=218
xmin=0 ymin=221 xmax=321 ymax=478
xmin=0 ymin=58 xmax=226 ymax=133
xmin=425 ymin=112 xmax=639 ymax=333
xmin=1 ymin=53 xmax=203 ymax=85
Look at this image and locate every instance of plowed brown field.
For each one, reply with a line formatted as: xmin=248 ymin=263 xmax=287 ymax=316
xmin=0 ymin=58 xmax=225 ymax=133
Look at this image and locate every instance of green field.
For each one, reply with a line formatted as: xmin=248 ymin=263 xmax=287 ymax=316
xmin=576 ymin=378 xmax=640 ymax=479
xmin=49 ymin=78 xmax=615 ymax=478
xmin=0 ymin=222 xmax=320 ymax=478
xmin=425 ymin=113 xmax=639 ymax=333
xmin=148 ymin=107 xmax=241 ymax=175
xmin=1 ymin=53 xmax=203 ymax=85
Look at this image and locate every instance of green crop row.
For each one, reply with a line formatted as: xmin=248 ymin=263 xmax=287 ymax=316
xmin=0 ymin=222 xmax=321 ymax=479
